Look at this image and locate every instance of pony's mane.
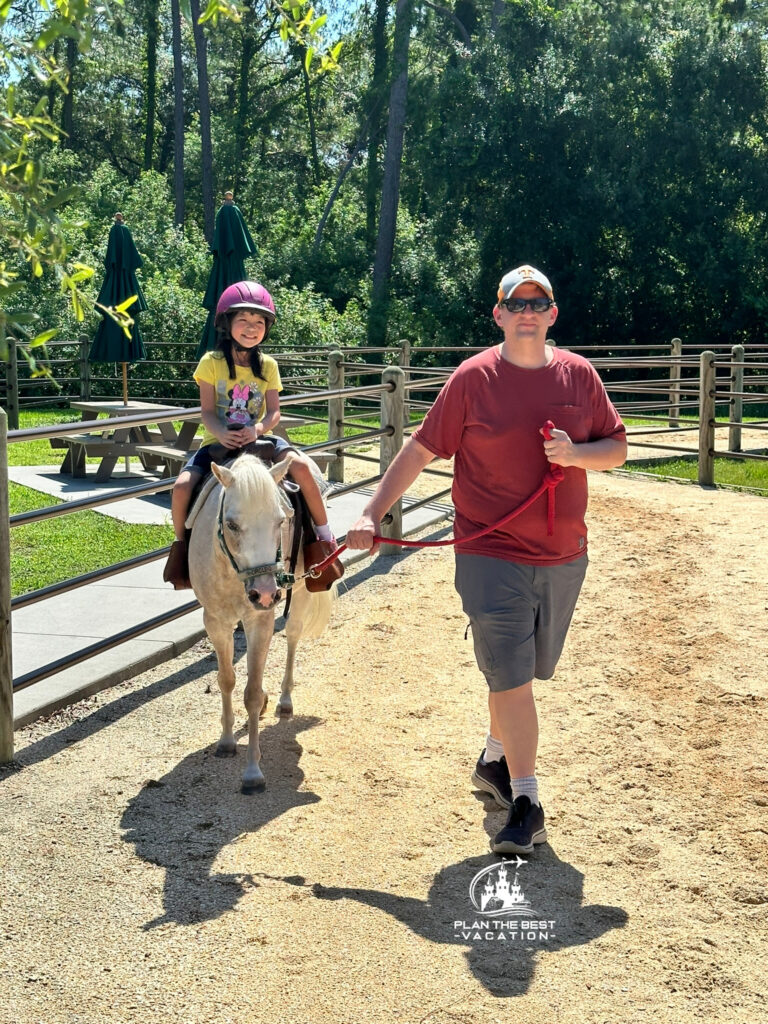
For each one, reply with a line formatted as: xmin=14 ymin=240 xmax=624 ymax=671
xmin=230 ymin=454 xmax=280 ymax=506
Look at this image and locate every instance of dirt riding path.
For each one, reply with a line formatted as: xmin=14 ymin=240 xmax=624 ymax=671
xmin=2 ymin=472 xmax=766 ymax=1024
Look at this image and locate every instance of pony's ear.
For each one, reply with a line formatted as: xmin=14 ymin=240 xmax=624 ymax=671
xmin=212 ymin=462 xmax=235 ymax=487
xmin=270 ymin=453 xmax=295 ymax=484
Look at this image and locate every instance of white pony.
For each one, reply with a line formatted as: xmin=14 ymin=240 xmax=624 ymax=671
xmin=187 ymin=452 xmax=335 ymax=792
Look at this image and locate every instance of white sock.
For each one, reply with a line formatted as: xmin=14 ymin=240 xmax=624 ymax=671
xmin=511 ymin=775 xmax=539 ymax=806
xmin=315 ymin=523 xmax=333 ymax=542
xmin=482 ymin=734 xmax=505 ymax=763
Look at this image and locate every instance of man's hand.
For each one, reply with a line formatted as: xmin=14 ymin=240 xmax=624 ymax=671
xmin=345 ymin=513 xmax=380 ymax=553
xmin=541 ymin=425 xmax=577 ymax=467
xmin=540 ymin=426 xmax=628 ymax=471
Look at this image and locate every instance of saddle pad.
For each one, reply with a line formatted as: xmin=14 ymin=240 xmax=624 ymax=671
xmin=185 ymin=472 xmax=220 ymax=532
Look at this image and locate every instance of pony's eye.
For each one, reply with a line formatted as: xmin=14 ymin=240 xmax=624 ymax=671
xmin=226 ymin=519 xmax=240 ymax=533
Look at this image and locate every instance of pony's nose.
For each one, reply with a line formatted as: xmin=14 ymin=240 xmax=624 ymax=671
xmin=247 ymin=581 xmax=279 ymax=608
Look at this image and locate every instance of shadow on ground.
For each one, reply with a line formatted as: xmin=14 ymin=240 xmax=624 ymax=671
xmin=120 ymin=713 xmax=322 ymax=929
xmin=280 ymin=839 xmax=628 ymax=997
xmin=4 ymin=649 xmax=219 ymax=774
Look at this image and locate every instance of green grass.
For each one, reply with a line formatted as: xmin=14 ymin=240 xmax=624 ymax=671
xmin=10 ymin=483 xmax=173 ymax=597
xmin=622 ymin=416 xmax=768 ymax=494
xmin=6 ymin=409 xmax=174 ymax=597
xmin=621 ymin=456 xmax=768 ymax=493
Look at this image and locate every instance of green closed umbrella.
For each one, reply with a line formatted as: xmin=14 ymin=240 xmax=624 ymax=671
xmin=89 ymin=215 xmax=148 ymax=403
xmin=196 ymin=196 xmax=257 ymax=358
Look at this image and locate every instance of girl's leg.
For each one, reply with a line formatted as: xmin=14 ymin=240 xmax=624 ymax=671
xmin=279 ymin=453 xmax=334 ymax=540
xmin=171 ymin=470 xmax=197 ymax=540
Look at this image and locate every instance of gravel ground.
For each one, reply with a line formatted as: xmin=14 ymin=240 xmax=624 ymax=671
xmin=1 ymin=468 xmax=767 ymax=1024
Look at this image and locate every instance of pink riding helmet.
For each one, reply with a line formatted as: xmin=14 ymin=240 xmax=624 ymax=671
xmin=215 ymin=281 xmax=276 ymax=328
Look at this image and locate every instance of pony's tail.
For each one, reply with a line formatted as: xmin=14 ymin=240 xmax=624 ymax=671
xmin=297 ymin=583 xmax=336 ymax=638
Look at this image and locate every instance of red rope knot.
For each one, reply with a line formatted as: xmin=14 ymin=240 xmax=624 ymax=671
xmin=543 ymin=467 xmax=562 ymax=536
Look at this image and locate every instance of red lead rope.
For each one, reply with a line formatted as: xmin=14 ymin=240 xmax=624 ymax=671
xmin=306 ymin=421 xmax=565 ymax=579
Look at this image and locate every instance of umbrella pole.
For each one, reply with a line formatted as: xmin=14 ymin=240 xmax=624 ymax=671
xmin=122 ymin=362 xmax=131 ymax=475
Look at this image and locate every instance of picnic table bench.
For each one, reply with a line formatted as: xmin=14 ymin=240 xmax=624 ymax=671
xmin=133 ymin=415 xmax=331 ymax=476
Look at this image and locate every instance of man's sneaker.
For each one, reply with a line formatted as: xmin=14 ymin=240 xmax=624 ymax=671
xmin=471 ymin=751 xmax=512 ymax=808
xmin=490 ymin=795 xmax=547 ymax=855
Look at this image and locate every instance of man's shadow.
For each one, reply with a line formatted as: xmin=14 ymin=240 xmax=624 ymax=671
xmin=121 ymin=714 xmax=322 ymax=930
xmin=279 ymin=801 xmax=628 ymax=997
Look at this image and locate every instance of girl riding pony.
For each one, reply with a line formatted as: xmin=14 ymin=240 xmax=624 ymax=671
xmin=163 ymin=280 xmax=335 ymax=589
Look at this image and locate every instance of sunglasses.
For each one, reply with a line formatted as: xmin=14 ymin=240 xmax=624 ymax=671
xmin=500 ymin=297 xmax=554 ymax=313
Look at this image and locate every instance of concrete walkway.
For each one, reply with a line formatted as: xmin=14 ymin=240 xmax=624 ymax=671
xmin=9 ymin=464 xmax=453 ymax=728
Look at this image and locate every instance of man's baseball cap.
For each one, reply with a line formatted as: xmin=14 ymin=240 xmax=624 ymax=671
xmin=498 ymin=265 xmax=554 ymax=303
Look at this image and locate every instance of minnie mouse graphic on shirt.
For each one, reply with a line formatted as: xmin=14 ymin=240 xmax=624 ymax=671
xmin=225 ymin=381 xmax=263 ymax=427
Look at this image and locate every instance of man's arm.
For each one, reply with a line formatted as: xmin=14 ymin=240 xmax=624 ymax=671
xmin=346 ymin=437 xmax=437 ymax=550
xmin=542 ymin=428 xmax=627 ymax=471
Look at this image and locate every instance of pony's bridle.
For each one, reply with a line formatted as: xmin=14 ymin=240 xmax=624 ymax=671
xmin=216 ymin=489 xmax=295 ymax=589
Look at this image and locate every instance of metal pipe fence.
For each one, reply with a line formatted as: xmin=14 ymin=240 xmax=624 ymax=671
xmin=0 ymin=365 xmax=454 ymax=756
xmin=2 ymin=342 xmax=767 ymax=759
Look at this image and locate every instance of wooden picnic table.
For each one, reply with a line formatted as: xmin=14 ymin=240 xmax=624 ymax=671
xmin=52 ymin=400 xmax=200 ymax=482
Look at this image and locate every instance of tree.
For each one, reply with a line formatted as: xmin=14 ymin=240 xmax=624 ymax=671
xmin=170 ymin=0 xmax=186 ymax=228
xmin=143 ymin=0 xmax=161 ymax=170
xmin=190 ymin=0 xmax=215 ymax=241
xmin=368 ymin=0 xmax=413 ymax=348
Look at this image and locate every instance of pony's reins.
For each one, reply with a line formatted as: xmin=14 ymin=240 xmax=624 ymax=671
xmin=305 ymin=420 xmax=565 ymax=580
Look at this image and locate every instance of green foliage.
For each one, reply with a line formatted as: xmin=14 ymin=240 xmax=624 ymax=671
xmin=5 ymin=0 xmax=768 ymax=395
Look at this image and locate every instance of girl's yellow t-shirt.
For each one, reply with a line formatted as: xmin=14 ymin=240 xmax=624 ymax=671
xmin=193 ymin=350 xmax=282 ymax=448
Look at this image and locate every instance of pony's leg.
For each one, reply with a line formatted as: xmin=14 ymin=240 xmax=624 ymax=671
xmin=241 ymin=612 xmax=275 ymax=793
xmin=205 ymin=612 xmax=238 ymax=757
xmin=277 ymin=593 xmax=308 ymax=717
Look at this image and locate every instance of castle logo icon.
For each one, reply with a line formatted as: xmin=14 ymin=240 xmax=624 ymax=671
xmin=469 ymin=858 xmax=534 ymax=918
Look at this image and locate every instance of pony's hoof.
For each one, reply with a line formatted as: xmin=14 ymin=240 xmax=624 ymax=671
xmin=215 ymin=743 xmax=237 ymax=758
xmin=259 ymin=694 xmax=269 ymax=719
xmin=241 ymin=775 xmax=266 ymax=794
xmin=276 ymin=702 xmax=293 ymax=719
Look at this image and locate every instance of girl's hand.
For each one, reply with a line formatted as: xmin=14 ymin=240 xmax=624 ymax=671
xmin=221 ymin=430 xmax=243 ymax=448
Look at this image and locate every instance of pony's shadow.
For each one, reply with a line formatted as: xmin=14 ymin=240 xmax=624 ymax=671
xmin=279 ymin=802 xmax=628 ymax=997
xmin=120 ymin=713 xmax=321 ymax=930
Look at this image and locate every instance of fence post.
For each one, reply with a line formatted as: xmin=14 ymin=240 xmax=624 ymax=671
xmin=698 ymin=350 xmax=716 ymax=487
xmin=729 ymin=344 xmax=744 ymax=454
xmin=669 ymin=337 xmax=682 ymax=427
xmin=6 ymin=339 xmax=20 ymax=430
xmin=378 ymin=366 xmax=405 ymax=555
xmin=79 ymin=334 xmax=91 ymax=400
xmin=327 ymin=350 xmax=345 ymax=483
xmin=398 ymin=338 xmax=411 ymax=427
xmin=0 ymin=409 xmax=14 ymax=763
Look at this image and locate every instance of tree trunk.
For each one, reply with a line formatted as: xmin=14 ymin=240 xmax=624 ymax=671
xmin=144 ymin=0 xmax=160 ymax=171
xmin=368 ymin=0 xmax=413 ymax=349
xmin=47 ymin=38 xmax=60 ymax=119
xmin=190 ymin=0 xmax=215 ymax=242
xmin=366 ymin=0 xmax=389 ymax=251
xmin=234 ymin=27 xmax=257 ymax=193
xmin=300 ymin=47 xmax=321 ymax=186
xmin=170 ymin=0 xmax=185 ymax=228
xmin=61 ymin=37 xmax=78 ymax=148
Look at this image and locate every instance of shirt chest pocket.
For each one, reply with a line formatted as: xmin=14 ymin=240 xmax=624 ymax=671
xmin=549 ymin=405 xmax=592 ymax=443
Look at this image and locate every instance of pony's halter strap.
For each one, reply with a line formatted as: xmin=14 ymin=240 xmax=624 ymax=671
xmin=216 ymin=489 xmax=295 ymax=587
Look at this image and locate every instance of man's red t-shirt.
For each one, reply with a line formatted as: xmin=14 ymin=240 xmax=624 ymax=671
xmin=411 ymin=345 xmax=625 ymax=565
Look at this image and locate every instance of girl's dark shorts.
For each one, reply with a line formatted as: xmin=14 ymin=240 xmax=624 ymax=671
xmin=454 ymin=552 xmax=588 ymax=691
xmin=183 ymin=434 xmax=296 ymax=476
